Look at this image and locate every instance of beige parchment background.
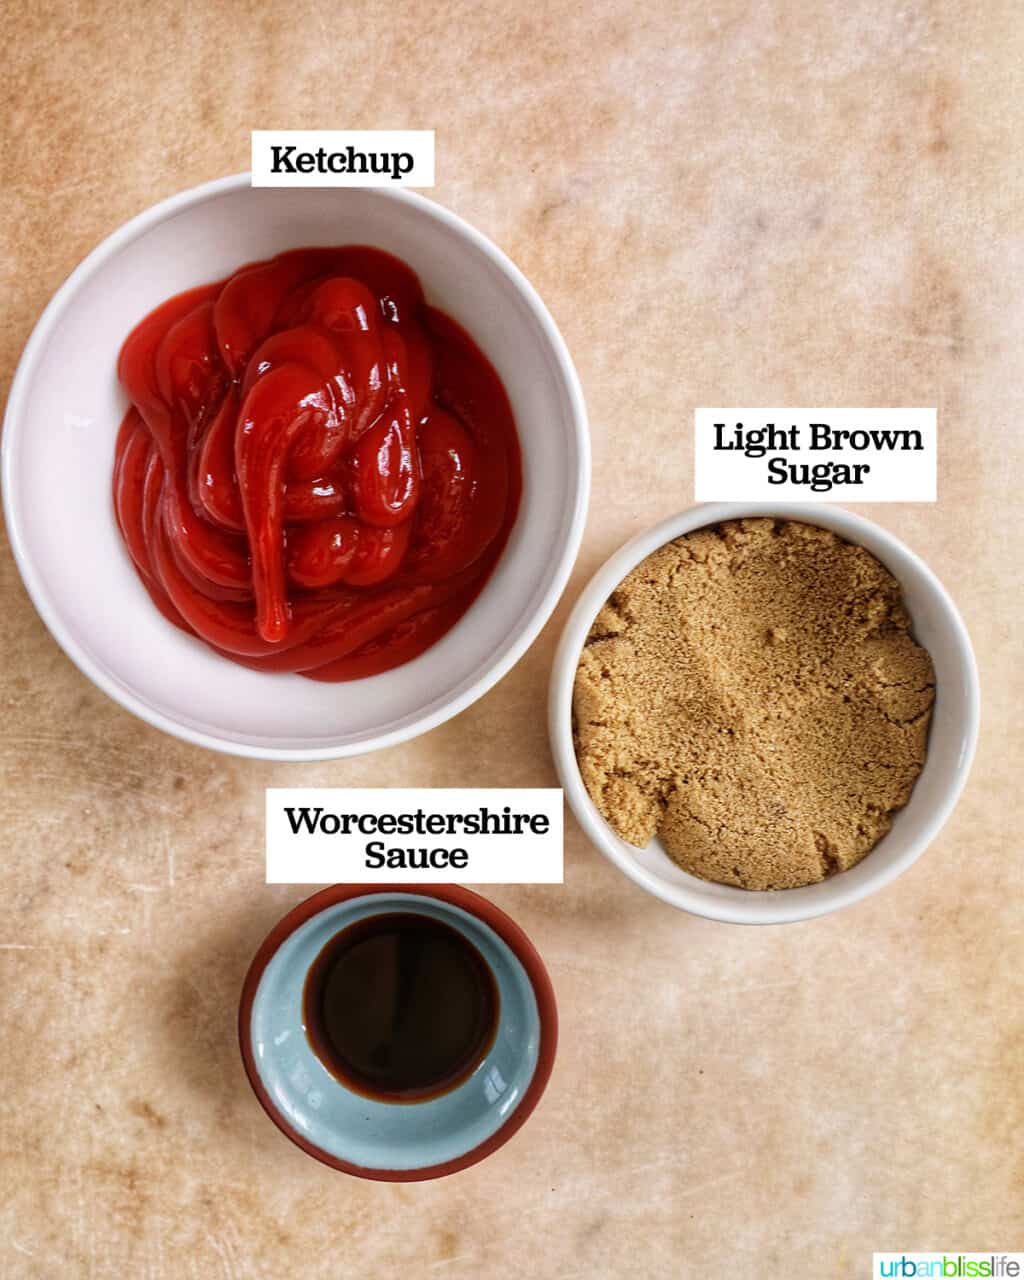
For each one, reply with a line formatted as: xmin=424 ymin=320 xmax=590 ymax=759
xmin=1 ymin=1 xmax=1022 ymax=1275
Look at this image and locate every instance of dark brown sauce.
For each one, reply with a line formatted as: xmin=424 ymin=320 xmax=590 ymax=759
xmin=303 ymin=912 xmax=499 ymax=1102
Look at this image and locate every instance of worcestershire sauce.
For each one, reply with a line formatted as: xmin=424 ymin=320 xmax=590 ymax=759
xmin=303 ymin=913 xmax=499 ymax=1102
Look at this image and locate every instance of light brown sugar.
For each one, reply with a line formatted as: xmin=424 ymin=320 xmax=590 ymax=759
xmin=572 ymin=519 xmax=935 ymax=890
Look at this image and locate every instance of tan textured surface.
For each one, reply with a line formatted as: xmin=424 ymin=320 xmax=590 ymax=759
xmin=573 ymin=519 xmax=935 ymax=888
xmin=0 ymin=0 xmax=1021 ymax=1275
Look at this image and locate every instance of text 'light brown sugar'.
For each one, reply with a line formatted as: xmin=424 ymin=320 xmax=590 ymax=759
xmin=572 ymin=519 xmax=935 ymax=890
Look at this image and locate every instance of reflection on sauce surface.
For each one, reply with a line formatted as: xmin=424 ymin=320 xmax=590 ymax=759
xmin=303 ymin=913 xmax=499 ymax=1102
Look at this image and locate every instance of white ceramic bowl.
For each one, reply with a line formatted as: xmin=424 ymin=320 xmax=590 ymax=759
xmin=3 ymin=175 xmax=589 ymax=759
xmin=549 ymin=502 xmax=979 ymax=924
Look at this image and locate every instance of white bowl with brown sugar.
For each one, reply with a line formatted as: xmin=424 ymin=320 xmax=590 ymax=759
xmin=549 ymin=503 xmax=979 ymax=925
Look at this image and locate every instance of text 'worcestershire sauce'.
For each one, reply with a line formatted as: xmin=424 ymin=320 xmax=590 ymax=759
xmin=303 ymin=913 xmax=499 ymax=1102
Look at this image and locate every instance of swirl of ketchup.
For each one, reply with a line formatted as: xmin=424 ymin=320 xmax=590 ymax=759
xmin=112 ymin=247 xmax=521 ymax=681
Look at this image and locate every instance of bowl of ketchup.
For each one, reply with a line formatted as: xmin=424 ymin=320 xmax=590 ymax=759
xmin=2 ymin=175 xmax=589 ymax=757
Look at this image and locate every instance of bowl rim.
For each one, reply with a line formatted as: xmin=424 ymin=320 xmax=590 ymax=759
xmin=1 ymin=172 xmax=590 ymax=760
xmin=548 ymin=501 xmax=981 ymax=925
xmin=238 ymin=883 xmax=558 ymax=1180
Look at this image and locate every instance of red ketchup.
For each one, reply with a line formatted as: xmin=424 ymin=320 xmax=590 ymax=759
xmin=112 ymin=247 xmax=521 ymax=681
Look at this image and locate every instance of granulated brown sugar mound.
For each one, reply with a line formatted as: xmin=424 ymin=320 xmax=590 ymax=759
xmin=572 ymin=518 xmax=935 ymax=890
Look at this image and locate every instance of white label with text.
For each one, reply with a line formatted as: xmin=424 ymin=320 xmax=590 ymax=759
xmin=266 ymin=788 xmax=563 ymax=884
xmin=694 ymin=407 xmax=937 ymax=501
xmin=252 ymin=130 xmax=435 ymax=187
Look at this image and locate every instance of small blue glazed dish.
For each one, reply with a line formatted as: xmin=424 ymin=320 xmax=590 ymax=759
xmin=239 ymin=884 xmax=558 ymax=1181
